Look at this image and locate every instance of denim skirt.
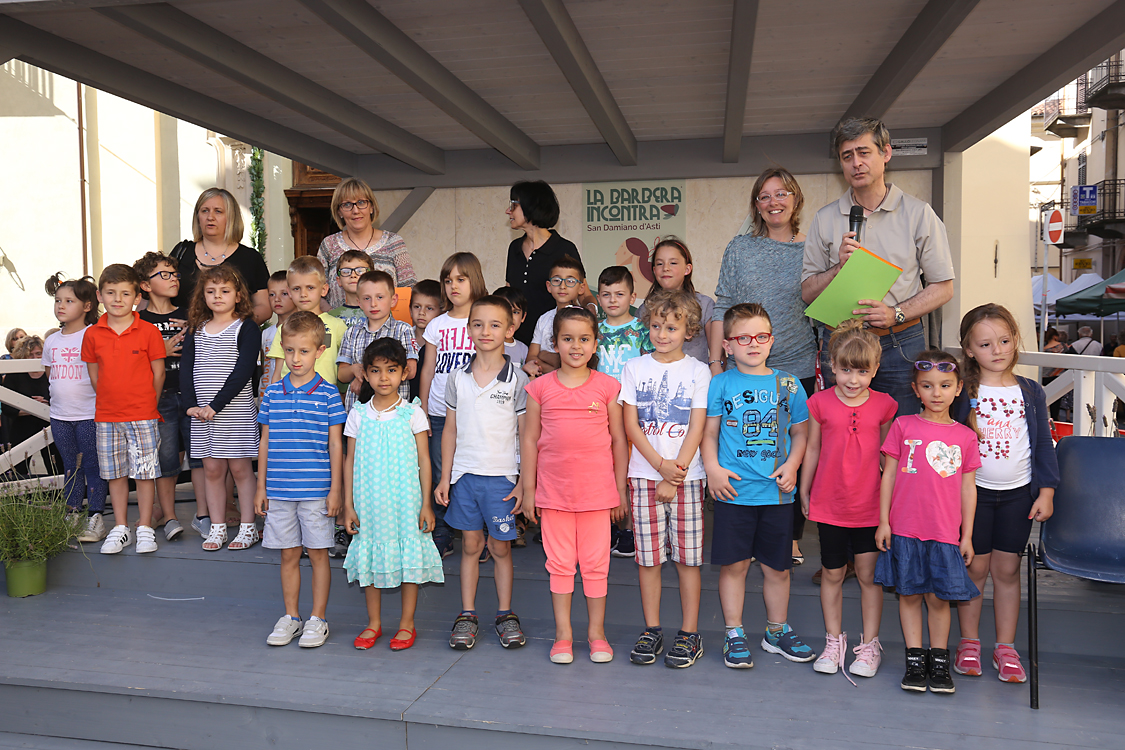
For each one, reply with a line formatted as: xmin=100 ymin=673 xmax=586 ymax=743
xmin=874 ymin=534 xmax=981 ymax=601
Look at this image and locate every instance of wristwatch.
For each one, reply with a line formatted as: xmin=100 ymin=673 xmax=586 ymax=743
xmin=893 ymin=305 xmax=906 ymax=325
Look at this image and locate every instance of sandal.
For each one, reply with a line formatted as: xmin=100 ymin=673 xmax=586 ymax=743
xmin=227 ymin=523 xmax=260 ymax=550
xmin=354 ymin=627 xmax=382 ymax=650
xmin=202 ymin=523 xmax=227 ymax=551
xmin=389 ymin=628 xmax=417 ymax=651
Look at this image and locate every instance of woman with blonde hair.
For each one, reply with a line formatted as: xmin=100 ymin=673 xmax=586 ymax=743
xmin=709 ymin=166 xmax=817 ymax=566
xmin=171 ymin=187 xmax=272 ymax=324
xmin=317 ymin=177 xmax=416 ymax=310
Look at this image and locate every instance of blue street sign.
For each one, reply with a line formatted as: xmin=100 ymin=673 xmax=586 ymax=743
xmin=1077 ymin=185 xmax=1098 ymax=215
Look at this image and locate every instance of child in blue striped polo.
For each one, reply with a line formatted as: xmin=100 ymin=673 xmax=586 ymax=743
xmin=254 ymin=311 xmax=347 ymax=649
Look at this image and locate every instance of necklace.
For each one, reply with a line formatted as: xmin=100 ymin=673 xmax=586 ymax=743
xmin=199 ymin=242 xmax=229 ymax=264
xmin=346 ymin=226 xmax=376 ymax=251
xmin=852 ymin=186 xmax=889 ymax=214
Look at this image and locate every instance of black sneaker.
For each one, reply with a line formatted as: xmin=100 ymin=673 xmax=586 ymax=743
xmin=328 ymin=526 xmax=350 ymax=558
xmin=494 ymin=613 xmax=526 ymax=648
xmin=449 ymin=614 xmax=478 ymax=650
xmin=664 ymin=631 xmax=704 ymax=669
xmin=611 ymin=529 xmax=636 ymax=558
xmin=901 ymin=647 xmax=929 ymax=692
xmin=629 ymin=628 xmax=664 ymax=665
xmin=927 ymin=647 xmax=956 ymax=693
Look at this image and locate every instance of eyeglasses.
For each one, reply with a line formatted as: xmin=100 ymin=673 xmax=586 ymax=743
xmin=726 ymin=333 xmax=773 ymax=346
xmin=337 ymin=267 xmax=367 ymax=277
xmin=507 ymin=199 xmax=520 ymax=211
xmin=914 ymin=361 xmax=957 ymax=372
xmin=339 ymin=199 xmax=371 ymax=212
xmin=148 ymin=271 xmax=181 ymax=281
xmin=755 ymin=190 xmax=795 ymax=203
xmin=549 ymin=276 xmax=580 ymax=288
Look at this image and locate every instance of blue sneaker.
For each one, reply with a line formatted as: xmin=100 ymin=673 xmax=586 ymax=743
xmin=723 ymin=627 xmax=754 ymax=669
xmin=762 ymin=623 xmax=816 ymax=663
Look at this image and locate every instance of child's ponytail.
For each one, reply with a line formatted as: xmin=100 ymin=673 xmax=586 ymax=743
xmin=46 ymin=272 xmax=101 ymax=327
xmin=828 ymin=318 xmax=881 ymax=371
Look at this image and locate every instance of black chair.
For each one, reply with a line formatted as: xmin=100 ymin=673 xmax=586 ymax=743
xmin=1027 ymin=436 xmax=1125 ymax=709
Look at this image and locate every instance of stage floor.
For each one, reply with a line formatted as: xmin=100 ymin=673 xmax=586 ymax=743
xmin=2 ymin=499 xmax=1123 ymax=750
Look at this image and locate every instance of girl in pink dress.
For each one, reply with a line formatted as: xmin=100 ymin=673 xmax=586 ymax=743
xmin=522 ymin=307 xmax=629 ymax=665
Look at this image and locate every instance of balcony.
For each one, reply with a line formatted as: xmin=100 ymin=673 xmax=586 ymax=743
xmin=1043 ymin=82 xmax=1091 ymax=138
xmin=1080 ymin=179 xmax=1125 ymax=239
xmin=1044 ymin=198 xmax=1089 ymax=248
xmin=1087 ymin=60 xmax=1125 ymax=110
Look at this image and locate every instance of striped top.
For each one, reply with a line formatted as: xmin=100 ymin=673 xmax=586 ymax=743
xmin=258 ymin=374 xmax=347 ymax=501
xmin=183 ymin=318 xmax=261 ymax=459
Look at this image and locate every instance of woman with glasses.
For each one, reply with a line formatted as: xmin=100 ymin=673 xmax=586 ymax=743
xmin=317 ymin=177 xmax=416 ymax=310
xmin=172 ymin=188 xmax=272 ymax=324
xmin=504 ymin=180 xmax=593 ymax=344
xmin=710 ymin=167 xmax=817 ymax=566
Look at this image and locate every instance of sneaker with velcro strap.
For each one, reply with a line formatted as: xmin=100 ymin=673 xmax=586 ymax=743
xmin=629 ymin=628 xmax=664 ymax=665
xmin=495 ymin=613 xmax=526 ymax=648
xmin=267 ymin=615 xmax=303 ymax=646
xmin=449 ymin=613 xmax=479 ymax=650
xmin=664 ymin=632 xmax=703 ymax=668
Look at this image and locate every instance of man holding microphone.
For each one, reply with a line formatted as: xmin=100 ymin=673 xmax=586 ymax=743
xmin=801 ymin=117 xmax=955 ymax=415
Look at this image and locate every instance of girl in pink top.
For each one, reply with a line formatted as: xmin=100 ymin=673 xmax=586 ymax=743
xmin=875 ymin=350 xmax=980 ymax=695
xmin=522 ymin=307 xmax=629 ymax=665
xmin=800 ymin=320 xmax=897 ymax=680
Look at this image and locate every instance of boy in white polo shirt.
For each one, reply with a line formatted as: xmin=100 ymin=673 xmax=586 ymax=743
xmin=434 ymin=295 xmax=529 ymax=651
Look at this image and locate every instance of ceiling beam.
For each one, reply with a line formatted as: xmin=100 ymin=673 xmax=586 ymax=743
xmin=943 ymin=0 xmax=1125 ymax=152
xmin=0 ymin=14 xmax=356 ymax=176
xmin=351 ymin=128 xmax=942 ymax=190
xmin=722 ymin=0 xmax=759 ymax=164
xmin=381 ymin=187 xmax=435 ymax=234
xmin=843 ymin=0 xmax=979 ymax=122
xmin=298 ymin=0 xmax=540 ymax=171
xmin=518 ymin=0 xmax=637 ymax=167
xmin=96 ymin=2 xmax=444 ymax=175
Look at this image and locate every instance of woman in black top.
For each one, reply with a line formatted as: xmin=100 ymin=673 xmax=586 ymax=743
xmin=172 ymin=188 xmax=271 ymax=324
xmin=504 ymin=180 xmax=593 ymax=344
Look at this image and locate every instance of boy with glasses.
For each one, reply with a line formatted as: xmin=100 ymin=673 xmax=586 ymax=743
xmin=524 ymin=255 xmax=587 ymax=377
xmin=328 ymin=250 xmax=375 ymax=329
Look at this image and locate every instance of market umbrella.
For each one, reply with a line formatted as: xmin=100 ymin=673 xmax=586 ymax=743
xmin=1054 ymin=268 xmax=1125 ymax=316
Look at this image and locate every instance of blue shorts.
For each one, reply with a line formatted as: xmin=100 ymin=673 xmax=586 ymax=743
xmin=445 ymin=474 xmax=518 ymax=541
xmin=156 ymin=392 xmax=203 ymax=476
xmin=709 ymin=501 xmax=793 ymax=571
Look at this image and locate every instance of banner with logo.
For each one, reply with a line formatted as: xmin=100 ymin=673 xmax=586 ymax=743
xmin=582 ymin=180 xmax=686 ymax=300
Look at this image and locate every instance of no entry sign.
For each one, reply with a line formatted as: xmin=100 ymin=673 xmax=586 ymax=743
xmin=1044 ymin=208 xmax=1065 ymax=245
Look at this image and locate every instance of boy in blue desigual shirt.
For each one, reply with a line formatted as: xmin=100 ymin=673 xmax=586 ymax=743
xmin=702 ymin=303 xmax=811 ymax=670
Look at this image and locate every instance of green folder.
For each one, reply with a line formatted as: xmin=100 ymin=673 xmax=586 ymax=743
xmin=803 ymin=247 xmax=903 ymax=328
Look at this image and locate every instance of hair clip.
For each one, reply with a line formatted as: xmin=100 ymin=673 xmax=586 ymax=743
xmin=969 ymin=398 xmax=979 ymax=409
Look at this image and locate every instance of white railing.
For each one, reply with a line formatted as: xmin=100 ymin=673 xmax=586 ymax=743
xmin=949 ymin=348 xmax=1125 ymax=437
xmin=0 ymin=358 xmax=64 ymax=492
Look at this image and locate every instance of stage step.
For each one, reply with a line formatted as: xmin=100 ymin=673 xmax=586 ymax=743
xmin=0 ymin=732 xmax=167 ymax=750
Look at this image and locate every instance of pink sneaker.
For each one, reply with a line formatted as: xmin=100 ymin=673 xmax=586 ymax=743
xmin=954 ymin=638 xmax=982 ymax=676
xmin=813 ymin=632 xmax=846 ymax=675
xmin=849 ymin=635 xmax=883 ymax=678
xmin=993 ymin=644 xmax=1028 ymax=683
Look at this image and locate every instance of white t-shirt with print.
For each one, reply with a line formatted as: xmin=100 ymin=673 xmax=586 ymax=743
xmin=974 ymin=383 xmax=1032 ymax=490
xmin=42 ymin=328 xmax=96 ymax=421
xmin=422 ymin=313 xmax=474 ymax=418
xmin=619 ymin=354 xmax=711 ymax=481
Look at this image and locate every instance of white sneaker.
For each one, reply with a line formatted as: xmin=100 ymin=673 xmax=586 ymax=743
xmin=299 ymin=617 xmax=330 ymax=648
xmin=813 ymin=632 xmax=846 ymax=674
xmin=135 ymin=525 xmax=158 ymax=554
xmin=100 ymin=525 xmax=132 ymax=554
xmin=266 ymin=615 xmax=303 ymax=646
xmin=77 ymin=513 xmax=106 ymax=543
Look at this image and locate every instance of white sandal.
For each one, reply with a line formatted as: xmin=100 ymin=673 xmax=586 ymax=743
xmin=228 ymin=523 xmax=260 ymax=550
xmin=202 ymin=523 xmax=227 ymax=551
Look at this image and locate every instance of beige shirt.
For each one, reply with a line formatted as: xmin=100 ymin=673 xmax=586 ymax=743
xmin=801 ymin=184 xmax=954 ymax=307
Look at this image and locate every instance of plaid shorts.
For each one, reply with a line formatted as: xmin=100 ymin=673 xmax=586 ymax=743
xmin=630 ymin=478 xmax=705 ymax=567
xmin=96 ymin=420 xmax=161 ymax=481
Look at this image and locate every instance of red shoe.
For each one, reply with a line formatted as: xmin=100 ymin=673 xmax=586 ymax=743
xmin=353 ymin=627 xmax=382 ymax=650
xmin=390 ymin=628 xmax=417 ymax=651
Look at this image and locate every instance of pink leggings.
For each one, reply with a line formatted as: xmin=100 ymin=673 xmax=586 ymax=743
xmin=540 ymin=507 xmax=612 ymax=598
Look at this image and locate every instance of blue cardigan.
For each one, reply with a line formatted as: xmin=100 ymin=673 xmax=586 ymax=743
xmin=952 ymin=375 xmax=1060 ymax=499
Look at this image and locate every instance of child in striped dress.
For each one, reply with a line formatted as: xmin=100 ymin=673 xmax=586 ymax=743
xmin=182 ymin=265 xmax=263 ymax=552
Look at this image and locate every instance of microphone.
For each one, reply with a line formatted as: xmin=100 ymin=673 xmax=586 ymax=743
xmin=849 ymin=205 xmax=865 ymax=244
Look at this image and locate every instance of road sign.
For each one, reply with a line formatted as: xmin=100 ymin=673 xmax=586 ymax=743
xmin=1076 ymin=185 xmax=1098 ymax=215
xmin=1074 ymin=257 xmax=1093 ymax=270
xmin=1071 ymin=186 xmax=1080 ymax=215
xmin=1044 ymin=208 xmax=1065 ymax=244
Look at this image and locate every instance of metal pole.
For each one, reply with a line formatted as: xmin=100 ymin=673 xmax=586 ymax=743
xmin=1027 ymin=542 xmax=1039 ymax=710
xmin=1039 ymin=212 xmax=1050 ymax=382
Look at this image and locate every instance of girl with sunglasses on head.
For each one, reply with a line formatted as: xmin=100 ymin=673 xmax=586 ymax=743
xmin=951 ymin=304 xmax=1057 ymax=685
xmin=874 ymin=350 xmax=981 ymax=695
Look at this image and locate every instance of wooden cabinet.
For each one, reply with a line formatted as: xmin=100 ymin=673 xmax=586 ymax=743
xmin=285 ymin=164 xmax=340 ymax=258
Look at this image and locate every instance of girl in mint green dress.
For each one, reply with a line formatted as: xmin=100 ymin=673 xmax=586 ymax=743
xmin=342 ymin=339 xmax=443 ymax=652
